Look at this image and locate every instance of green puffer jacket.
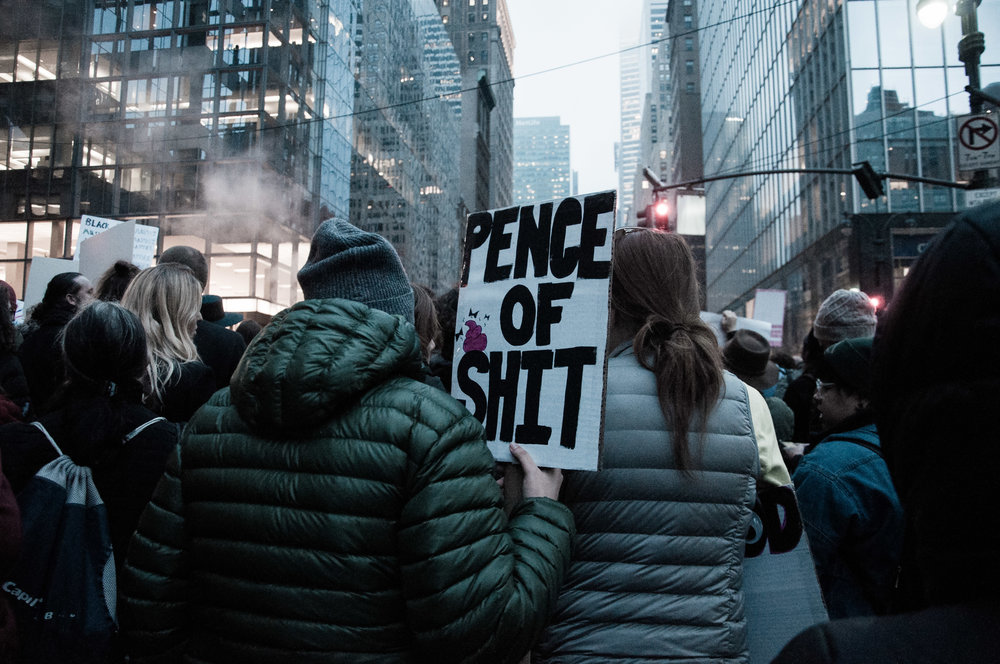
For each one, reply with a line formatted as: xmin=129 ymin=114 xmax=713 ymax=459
xmin=119 ymin=298 xmax=575 ymax=664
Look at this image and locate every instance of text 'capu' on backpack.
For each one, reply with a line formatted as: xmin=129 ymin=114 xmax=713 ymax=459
xmin=2 ymin=417 xmax=163 ymax=664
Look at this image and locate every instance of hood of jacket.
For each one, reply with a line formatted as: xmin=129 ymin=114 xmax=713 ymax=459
xmin=230 ymin=298 xmax=424 ymax=434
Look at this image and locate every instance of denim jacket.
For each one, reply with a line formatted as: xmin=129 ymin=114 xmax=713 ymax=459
xmin=792 ymin=423 xmax=904 ymax=619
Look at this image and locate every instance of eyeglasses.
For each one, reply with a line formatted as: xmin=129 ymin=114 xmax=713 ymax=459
xmin=815 ymin=379 xmax=837 ymax=392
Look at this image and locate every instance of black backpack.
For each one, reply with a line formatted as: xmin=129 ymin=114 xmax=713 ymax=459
xmin=3 ymin=417 xmax=163 ymax=663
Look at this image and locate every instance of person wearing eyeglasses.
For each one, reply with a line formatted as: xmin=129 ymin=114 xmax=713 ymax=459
xmin=791 ymin=336 xmax=903 ymax=620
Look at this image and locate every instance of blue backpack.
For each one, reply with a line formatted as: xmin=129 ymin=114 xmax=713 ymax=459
xmin=3 ymin=418 xmax=163 ymax=663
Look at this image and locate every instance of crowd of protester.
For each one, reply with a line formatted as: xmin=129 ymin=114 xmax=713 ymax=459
xmin=0 ymin=201 xmax=997 ymax=662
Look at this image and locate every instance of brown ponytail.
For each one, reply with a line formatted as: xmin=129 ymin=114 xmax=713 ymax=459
xmin=612 ymin=231 xmax=723 ymax=471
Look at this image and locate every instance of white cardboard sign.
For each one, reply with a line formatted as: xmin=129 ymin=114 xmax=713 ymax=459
xmin=701 ymin=311 xmax=773 ymax=347
xmin=451 ymin=191 xmax=616 ymax=471
xmin=23 ymin=256 xmax=80 ymax=311
xmin=753 ymin=289 xmax=787 ymax=347
xmin=75 ymin=214 xmax=159 ymax=268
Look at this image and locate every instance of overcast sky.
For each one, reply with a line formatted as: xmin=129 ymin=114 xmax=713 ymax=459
xmin=506 ymin=0 xmax=645 ymax=196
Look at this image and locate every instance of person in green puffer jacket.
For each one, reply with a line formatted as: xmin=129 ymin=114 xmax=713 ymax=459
xmin=119 ymin=220 xmax=574 ymax=664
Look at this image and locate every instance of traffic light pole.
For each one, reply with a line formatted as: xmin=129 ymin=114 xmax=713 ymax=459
xmin=649 ymin=163 xmax=972 ymax=200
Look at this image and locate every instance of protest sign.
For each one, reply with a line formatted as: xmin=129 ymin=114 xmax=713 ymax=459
xmin=78 ymin=220 xmax=146 ymax=284
xmin=23 ymin=257 xmax=80 ymax=311
xmin=701 ymin=311 xmax=773 ymax=346
xmin=451 ymin=191 xmax=616 ymax=471
xmin=75 ymin=214 xmax=159 ymax=268
xmin=752 ymin=289 xmax=787 ymax=347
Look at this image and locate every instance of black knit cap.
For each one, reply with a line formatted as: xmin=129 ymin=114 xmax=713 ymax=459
xmin=819 ymin=336 xmax=874 ymax=398
xmin=297 ymin=219 xmax=414 ymax=324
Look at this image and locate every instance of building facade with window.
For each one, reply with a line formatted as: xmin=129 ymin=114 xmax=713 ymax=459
xmin=350 ymin=0 xmax=464 ymax=290
xmin=435 ymin=0 xmax=515 ymax=218
xmin=512 ymin=115 xmax=570 ymax=204
xmin=0 ymin=0 xmax=360 ymax=314
xmin=698 ymin=0 xmax=999 ymax=346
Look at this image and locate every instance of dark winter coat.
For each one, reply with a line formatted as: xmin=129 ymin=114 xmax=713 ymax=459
xmin=119 ymin=298 xmax=575 ymax=664
xmin=0 ymin=400 xmax=177 ymax=568
xmin=0 ymin=352 xmax=28 ymax=414
xmin=193 ymin=320 xmax=246 ymax=390
xmin=18 ymin=311 xmax=73 ymax=413
xmin=154 ymin=360 xmax=216 ymax=423
xmin=0 ymin=453 xmax=20 ymax=664
xmin=534 ymin=343 xmax=760 ymax=663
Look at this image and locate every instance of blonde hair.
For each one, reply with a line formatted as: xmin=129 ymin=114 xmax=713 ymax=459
xmin=121 ymin=263 xmax=202 ymax=403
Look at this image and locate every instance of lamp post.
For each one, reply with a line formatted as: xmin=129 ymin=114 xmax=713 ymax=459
xmin=916 ymin=0 xmax=990 ymax=187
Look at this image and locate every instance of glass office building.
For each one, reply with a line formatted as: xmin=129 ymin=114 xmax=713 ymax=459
xmin=512 ymin=116 xmax=571 ymax=204
xmin=349 ymin=0 xmax=463 ymax=290
xmin=698 ymin=0 xmax=999 ymax=344
xmin=0 ymin=0 xmax=360 ymax=314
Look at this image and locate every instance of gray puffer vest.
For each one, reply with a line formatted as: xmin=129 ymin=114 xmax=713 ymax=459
xmin=534 ymin=343 xmax=760 ymax=663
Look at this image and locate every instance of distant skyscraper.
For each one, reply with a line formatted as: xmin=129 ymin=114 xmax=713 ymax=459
xmin=620 ymin=0 xmax=669 ymax=225
xmin=350 ymin=0 xmax=464 ymax=290
xmin=512 ymin=116 xmax=571 ymax=204
xmin=666 ymin=0 xmax=703 ymax=186
xmin=618 ymin=43 xmax=642 ymax=224
xmin=435 ymin=0 xmax=516 ymax=213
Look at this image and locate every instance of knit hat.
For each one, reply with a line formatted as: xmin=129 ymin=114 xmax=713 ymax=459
xmin=813 ymin=289 xmax=877 ymax=345
xmin=819 ymin=336 xmax=874 ymax=398
xmin=723 ymin=329 xmax=780 ymax=393
xmin=201 ymin=294 xmax=243 ymax=327
xmin=297 ymin=219 xmax=414 ymax=324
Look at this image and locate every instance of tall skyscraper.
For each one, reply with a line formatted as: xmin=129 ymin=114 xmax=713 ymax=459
xmin=697 ymin=0 xmax=999 ymax=344
xmin=512 ymin=116 xmax=570 ymax=204
xmin=618 ymin=41 xmax=642 ymax=224
xmin=0 ymin=0 xmax=359 ymax=313
xmin=435 ymin=0 xmax=516 ymax=213
xmin=666 ymin=0 xmax=702 ymax=186
xmin=621 ymin=0 xmax=669 ymax=225
xmin=350 ymin=0 xmax=464 ymax=290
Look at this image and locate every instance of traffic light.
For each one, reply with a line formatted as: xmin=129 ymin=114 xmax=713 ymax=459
xmin=852 ymin=161 xmax=885 ymax=200
xmin=637 ymin=198 xmax=673 ymax=231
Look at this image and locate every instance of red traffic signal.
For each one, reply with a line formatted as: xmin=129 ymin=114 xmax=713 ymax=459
xmin=643 ymin=199 xmax=673 ymax=231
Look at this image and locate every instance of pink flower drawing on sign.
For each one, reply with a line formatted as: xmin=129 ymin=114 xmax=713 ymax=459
xmin=463 ymin=320 xmax=487 ymax=352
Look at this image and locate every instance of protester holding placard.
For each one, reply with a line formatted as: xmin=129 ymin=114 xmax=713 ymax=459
xmin=18 ymin=272 xmax=94 ymax=415
xmin=534 ymin=229 xmax=789 ymax=664
xmin=121 ymin=264 xmax=215 ymax=423
xmin=118 ymin=220 xmax=574 ymax=663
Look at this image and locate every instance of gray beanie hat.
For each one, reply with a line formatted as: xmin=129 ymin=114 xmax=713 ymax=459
xmin=297 ymin=219 xmax=414 ymax=324
xmin=813 ymin=289 xmax=876 ymax=344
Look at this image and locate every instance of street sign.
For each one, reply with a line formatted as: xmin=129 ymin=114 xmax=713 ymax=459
xmin=956 ymin=114 xmax=1000 ymax=170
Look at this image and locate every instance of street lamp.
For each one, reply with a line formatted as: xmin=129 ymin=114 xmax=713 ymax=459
xmin=916 ymin=0 xmax=949 ymax=28
xmin=917 ymin=0 xmax=990 ymax=187
xmin=915 ymin=0 xmax=985 ymax=114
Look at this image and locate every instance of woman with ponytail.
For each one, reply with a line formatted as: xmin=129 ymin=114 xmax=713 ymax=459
xmin=121 ymin=263 xmax=215 ymax=422
xmin=534 ymin=229 xmax=789 ymax=663
xmin=0 ymin=301 xmax=177 ymax=566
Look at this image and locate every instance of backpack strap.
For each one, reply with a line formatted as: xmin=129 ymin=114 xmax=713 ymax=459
xmin=123 ymin=417 xmax=167 ymax=444
xmin=837 ymin=434 xmax=884 ymax=458
xmin=30 ymin=421 xmax=64 ymax=456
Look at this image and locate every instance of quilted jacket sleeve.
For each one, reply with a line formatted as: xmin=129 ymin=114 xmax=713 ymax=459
xmin=397 ymin=402 xmax=575 ymax=664
xmin=119 ymin=440 xmax=190 ymax=663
